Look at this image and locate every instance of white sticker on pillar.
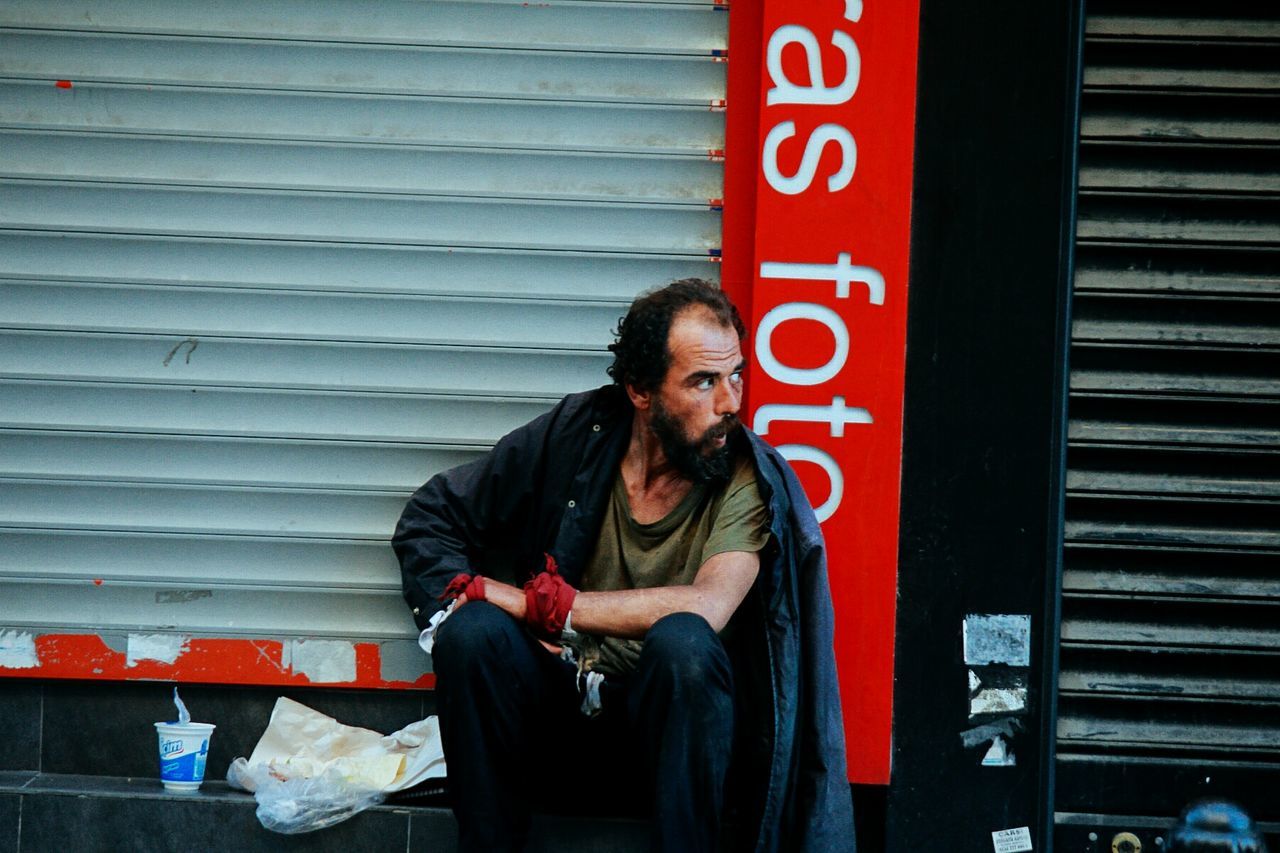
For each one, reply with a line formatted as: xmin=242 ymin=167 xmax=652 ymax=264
xmin=981 ymin=735 xmax=1016 ymax=767
xmin=992 ymin=826 xmax=1033 ymax=852
xmin=963 ymin=614 xmax=1031 ymax=666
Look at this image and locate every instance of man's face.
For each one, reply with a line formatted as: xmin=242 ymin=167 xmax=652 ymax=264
xmin=646 ymin=307 xmax=745 ymax=482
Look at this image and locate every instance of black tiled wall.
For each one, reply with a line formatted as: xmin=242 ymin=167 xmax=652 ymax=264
xmin=0 ymin=793 xmax=19 ymax=853
xmin=16 ymin=788 xmax=413 ymax=853
xmin=0 ymin=678 xmax=435 ymax=780
xmin=0 ymin=682 xmax=41 ymax=772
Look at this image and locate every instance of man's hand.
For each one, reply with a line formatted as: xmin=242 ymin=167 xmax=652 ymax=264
xmin=455 ymin=578 xmax=526 ymax=621
xmin=455 ymin=580 xmax=562 ymax=653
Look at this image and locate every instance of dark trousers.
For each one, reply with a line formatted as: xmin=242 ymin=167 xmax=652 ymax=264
xmin=432 ymin=603 xmax=735 ymax=852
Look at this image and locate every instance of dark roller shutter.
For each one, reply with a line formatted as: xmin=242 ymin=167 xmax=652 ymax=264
xmin=1055 ymin=2 xmax=1280 ymax=846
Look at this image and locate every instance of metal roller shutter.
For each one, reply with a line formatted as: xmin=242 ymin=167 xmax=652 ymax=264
xmin=1056 ymin=1 xmax=1280 ymax=843
xmin=0 ymin=1 xmax=726 ymax=684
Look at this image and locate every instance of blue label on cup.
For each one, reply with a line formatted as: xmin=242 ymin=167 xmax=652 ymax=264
xmin=159 ymin=738 xmax=208 ymax=782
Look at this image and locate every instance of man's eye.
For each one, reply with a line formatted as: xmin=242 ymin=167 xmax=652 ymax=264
xmin=729 ymin=371 xmax=742 ymax=384
xmin=696 ymin=377 xmax=714 ymax=390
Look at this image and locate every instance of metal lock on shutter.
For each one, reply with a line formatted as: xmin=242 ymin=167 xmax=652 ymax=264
xmin=1111 ymin=832 xmax=1141 ymax=853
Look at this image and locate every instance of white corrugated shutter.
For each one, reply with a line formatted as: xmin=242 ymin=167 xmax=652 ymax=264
xmin=0 ymin=1 xmax=726 ymax=682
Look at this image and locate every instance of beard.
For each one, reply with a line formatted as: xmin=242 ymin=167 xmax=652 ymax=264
xmin=649 ymin=397 xmax=741 ymax=484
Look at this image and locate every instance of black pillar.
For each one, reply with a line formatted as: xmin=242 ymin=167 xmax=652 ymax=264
xmin=887 ymin=1 xmax=1085 ymax=851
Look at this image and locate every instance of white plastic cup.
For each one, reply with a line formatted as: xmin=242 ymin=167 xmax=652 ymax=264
xmin=154 ymin=721 xmax=216 ymax=793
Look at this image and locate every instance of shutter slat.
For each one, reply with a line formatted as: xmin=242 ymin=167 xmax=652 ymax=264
xmin=1072 ymin=293 xmax=1280 ymax=347
xmin=0 ymin=81 xmax=724 ymax=155
xmin=1077 ymin=194 xmax=1280 ymax=245
xmin=0 ymin=380 xmax=557 ymax=444
xmin=1088 ymin=16 xmax=1280 ymax=41
xmin=2 ymin=131 xmax=721 ymax=203
xmin=0 ymin=232 xmax=715 ymax=301
xmin=1081 ymin=91 xmax=1280 ymax=145
xmin=1060 ymin=669 xmax=1280 ymax=704
xmin=0 ymin=528 xmax=396 ymax=588
xmin=0 ymin=430 xmax=482 ymax=491
xmin=0 ymin=182 xmax=721 ymax=255
xmin=0 ymin=331 xmax=609 ymax=398
xmin=1074 ymin=245 xmax=1280 ymax=298
xmin=0 ymin=31 xmax=725 ymax=105
xmin=1059 ymin=711 xmax=1280 ymax=754
xmin=0 ymin=0 xmax=727 ymax=54
xmin=1 ymin=283 xmax=625 ymax=350
xmin=0 ymin=579 xmax=417 ymax=639
xmin=0 ymin=479 xmax=408 ymax=540
xmin=1078 ymin=142 xmax=1280 ymax=195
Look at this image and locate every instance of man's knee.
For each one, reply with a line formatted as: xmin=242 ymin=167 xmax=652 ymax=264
xmin=433 ymin=601 xmax=524 ymax=672
xmin=639 ymin=612 xmax=732 ymax=690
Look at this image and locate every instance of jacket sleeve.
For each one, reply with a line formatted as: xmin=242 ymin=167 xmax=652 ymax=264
xmin=392 ymin=400 xmax=565 ymax=629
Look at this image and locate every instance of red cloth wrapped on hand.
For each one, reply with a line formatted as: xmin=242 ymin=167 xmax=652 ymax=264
xmin=439 ymin=572 xmax=486 ymax=604
xmin=523 ymin=554 xmax=577 ymax=640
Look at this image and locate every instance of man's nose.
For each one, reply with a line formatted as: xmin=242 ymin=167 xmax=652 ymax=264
xmin=715 ymin=377 xmax=741 ymax=416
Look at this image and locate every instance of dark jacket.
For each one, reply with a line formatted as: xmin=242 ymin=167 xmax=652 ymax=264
xmin=393 ymin=385 xmax=856 ymax=852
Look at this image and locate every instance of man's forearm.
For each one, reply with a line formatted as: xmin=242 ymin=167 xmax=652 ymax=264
xmin=569 ymin=585 xmax=724 ymax=638
xmin=476 ymin=581 xmax=713 ymax=639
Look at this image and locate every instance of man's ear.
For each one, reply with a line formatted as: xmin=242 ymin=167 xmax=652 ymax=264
xmin=626 ymin=382 xmax=651 ymax=411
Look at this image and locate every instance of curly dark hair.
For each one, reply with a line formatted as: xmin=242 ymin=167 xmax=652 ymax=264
xmin=607 ymin=278 xmax=746 ymax=393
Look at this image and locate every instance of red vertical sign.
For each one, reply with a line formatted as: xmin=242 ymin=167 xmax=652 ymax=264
xmin=744 ymin=1 xmax=919 ymax=785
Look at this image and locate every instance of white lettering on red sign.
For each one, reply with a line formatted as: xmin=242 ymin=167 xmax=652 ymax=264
xmin=752 ymin=5 xmax=884 ymax=522
xmin=748 ymin=0 xmax=918 ymax=784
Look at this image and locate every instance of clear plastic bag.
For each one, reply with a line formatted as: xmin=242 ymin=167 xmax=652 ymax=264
xmin=227 ymin=757 xmax=385 ymax=834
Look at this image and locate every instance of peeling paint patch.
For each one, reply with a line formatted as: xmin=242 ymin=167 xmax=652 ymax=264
xmin=970 ymin=687 xmax=1027 ymax=717
xmin=288 ymin=639 xmax=356 ymax=684
xmin=379 ymin=639 xmax=433 ymax=684
xmin=98 ymin=632 xmax=129 ymax=654
xmin=968 ymin=670 xmax=981 ymax=693
xmin=126 ymin=633 xmax=188 ymax=667
xmin=963 ymin=614 xmax=1031 ymax=666
xmin=0 ymin=630 xmax=39 ymax=669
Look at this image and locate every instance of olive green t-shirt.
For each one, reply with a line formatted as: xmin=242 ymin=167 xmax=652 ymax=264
xmin=577 ymin=453 xmax=770 ymax=676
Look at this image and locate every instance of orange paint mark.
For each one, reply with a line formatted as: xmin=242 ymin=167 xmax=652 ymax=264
xmin=55 ymin=80 xmax=72 ymax=89
xmin=707 ymin=149 xmax=726 ymax=161
xmin=355 ymin=642 xmax=381 ymax=683
xmin=11 ymin=633 xmax=434 ymax=690
xmin=709 ymin=99 xmax=727 ymax=112
xmin=92 ymin=578 xmax=103 ymax=586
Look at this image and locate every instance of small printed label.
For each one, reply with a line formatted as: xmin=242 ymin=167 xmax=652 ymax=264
xmin=992 ymin=826 xmax=1033 ymax=853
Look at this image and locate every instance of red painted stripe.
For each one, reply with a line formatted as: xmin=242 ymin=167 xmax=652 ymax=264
xmin=2 ymin=633 xmax=434 ymax=690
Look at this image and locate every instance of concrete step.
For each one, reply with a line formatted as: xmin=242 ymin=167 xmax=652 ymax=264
xmin=0 ymin=772 xmax=650 ymax=853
